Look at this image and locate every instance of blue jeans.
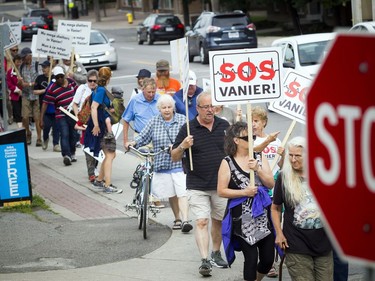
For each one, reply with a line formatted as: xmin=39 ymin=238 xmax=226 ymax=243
xmin=333 ymin=249 xmax=348 ymax=281
xmin=57 ymin=116 xmax=76 ymax=158
xmin=43 ymin=113 xmax=60 ymax=146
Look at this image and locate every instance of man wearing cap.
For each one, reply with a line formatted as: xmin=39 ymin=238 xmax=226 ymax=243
xmin=19 ymin=47 xmax=41 ymax=146
xmin=129 ymin=68 xmax=151 ymax=101
xmin=34 ymin=60 xmax=61 ymax=152
xmin=155 ymin=59 xmax=181 ymax=96
xmin=173 ymin=70 xmax=203 ymax=121
xmin=41 ymin=66 xmax=78 ymax=166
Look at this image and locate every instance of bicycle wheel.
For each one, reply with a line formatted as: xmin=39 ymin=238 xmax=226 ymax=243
xmin=142 ymin=174 xmax=150 ymax=239
xmin=136 ymin=186 xmax=143 ymax=230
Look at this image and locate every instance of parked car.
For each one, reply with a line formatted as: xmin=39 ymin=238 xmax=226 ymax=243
xmin=75 ymin=30 xmax=118 ymax=70
xmin=271 ymin=33 xmax=336 ymax=79
xmin=185 ymin=11 xmax=257 ymax=64
xmin=24 ymin=8 xmax=54 ymax=30
xmin=21 ymin=17 xmax=49 ymax=41
xmin=137 ymin=13 xmax=185 ymax=45
xmin=349 ymin=21 xmax=375 ymax=33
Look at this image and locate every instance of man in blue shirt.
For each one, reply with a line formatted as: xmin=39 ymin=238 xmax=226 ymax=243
xmin=173 ymin=70 xmax=203 ymax=121
xmin=122 ymin=78 xmax=160 ymax=146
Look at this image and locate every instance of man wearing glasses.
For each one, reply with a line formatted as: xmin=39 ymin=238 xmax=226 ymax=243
xmin=155 ymin=59 xmax=181 ymax=96
xmin=173 ymin=70 xmax=203 ymax=121
xmin=171 ymin=91 xmax=230 ymax=277
xmin=40 ymin=66 xmax=78 ymax=166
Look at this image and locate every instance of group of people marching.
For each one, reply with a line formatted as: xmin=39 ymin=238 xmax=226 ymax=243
xmin=1 ymin=47 xmax=347 ymax=280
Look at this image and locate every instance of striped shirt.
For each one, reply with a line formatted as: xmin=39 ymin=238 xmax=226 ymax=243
xmin=173 ymin=116 xmax=229 ymax=191
xmin=135 ymin=113 xmax=185 ymax=172
xmin=43 ymin=78 xmax=78 ymax=118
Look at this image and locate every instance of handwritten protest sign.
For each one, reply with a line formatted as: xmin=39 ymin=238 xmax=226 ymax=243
xmin=35 ymin=29 xmax=72 ymax=59
xmin=1 ymin=22 xmax=17 ymax=49
xmin=268 ymin=69 xmax=312 ymax=124
xmin=5 ymin=21 xmax=21 ymax=46
xmin=170 ymin=37 xmax=189 ymax=100
xmin=209 ymin=47 xmax=282 ymax=105
xmin=57 ymin=20 xmax=91 ymax=46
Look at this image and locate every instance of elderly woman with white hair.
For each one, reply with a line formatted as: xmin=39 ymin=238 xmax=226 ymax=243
xmin=127 ymin=94 xmax=193 ymax=233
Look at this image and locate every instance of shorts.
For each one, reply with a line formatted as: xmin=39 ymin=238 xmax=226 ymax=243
xmin=187 ymin=189 xmax=227 ymax=221
xmin=22 ymin=98 xmax=40 ymax=121
xmin=285 ymin=252 xmax=333 ymax=281
xmin=100 ymin=136 xmax=116 ymax=152
xmin=151 ymin=171 xmax=187 ymax=199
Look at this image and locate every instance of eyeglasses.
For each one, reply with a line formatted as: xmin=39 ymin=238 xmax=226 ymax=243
xmin=197 ymin=104 xmax=215 ymax=110
xmin=88 ymin=79 xmax=97 ymax=83
xmin=237 ymin=135 xmax=249 ymax=142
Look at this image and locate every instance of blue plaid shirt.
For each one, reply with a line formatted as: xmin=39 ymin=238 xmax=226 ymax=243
xmin=135 ymin=113 xmax=186 ymax=172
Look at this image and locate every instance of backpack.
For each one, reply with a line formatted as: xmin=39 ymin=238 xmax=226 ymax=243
xmin=104 ymin=87 xmax=125 ymax=124
xmin=77 ymin=94 xmax=92 ymax=125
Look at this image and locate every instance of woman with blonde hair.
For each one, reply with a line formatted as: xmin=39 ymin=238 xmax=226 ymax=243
xmin=85 ymin=67 xmax=122 ymax=194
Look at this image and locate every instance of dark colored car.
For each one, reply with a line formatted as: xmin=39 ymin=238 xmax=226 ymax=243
xmin=24 ymin=8 xmax=54 ymax=30
xmin=137 ymin=13 xmax=185 ymax=45
xmin=21 ymin=17 xmax=49 ymax=41
xmin=186 ymin=11 xmax=257 ymax=64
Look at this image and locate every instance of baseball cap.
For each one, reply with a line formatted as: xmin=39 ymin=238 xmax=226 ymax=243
xmin=188 ymin=70 xmax=197 ymax=86
xmin=53 ymin=66 xmax=65 ymax=76
xmin=136 ymin=69 xmax=151 ymax=78
xmin=156 ymin=59 xmax=169 ymax=71
xmin=40 ymin=60 xmax=50 ymax=67
xmin=20 ymin=47 xmax=32 ymax=58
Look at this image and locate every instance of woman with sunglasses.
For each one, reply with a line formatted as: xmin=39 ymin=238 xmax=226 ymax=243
xmin=217 ymin=121 xmax=275 ymax=281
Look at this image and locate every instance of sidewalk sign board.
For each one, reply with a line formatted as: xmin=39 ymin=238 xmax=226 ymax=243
xmin=0 ymin=129 xmax=32 ymax=207
xmin=306 ymin=33 xmax=375 ymax=267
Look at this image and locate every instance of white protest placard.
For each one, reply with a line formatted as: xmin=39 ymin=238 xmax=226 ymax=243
xmin=1 ymin=22 xmax=17 ymax=49
xmin=268 ymin=69 xmax=311 ymax=124
xmin=209 ymin=47 xmax=282 ymax=105
xmin=5 ymin=21 xmax=21 ymax=45
xmin=170 ymin=37 xmax=189 ymax=99
xmin=31 ymin=35 xmax=47 ymax=58
xmin=57 ymin=20 xmax=91 ymax=46
xmin=35 ymin=29 xmax=72 ymax=59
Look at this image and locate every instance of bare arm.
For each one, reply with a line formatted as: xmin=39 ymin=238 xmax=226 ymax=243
xmin=91 ymin=101 xmax=100 ymax=136
xmin=171 ymin=135 xmax=193 ymax=162
xmin=254 ymin=131 xmax=280 ymax=153
xmin=122 ymin=121 xmax=130 ymax=146
xmin=217 ymin=159 xmax=258 ymax=198
xmin=271 ymin=203 xmax=288 ymax=250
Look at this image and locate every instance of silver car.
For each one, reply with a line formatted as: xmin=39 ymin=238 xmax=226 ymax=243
xmin=75 ymin=30 xmax=118 ymax=70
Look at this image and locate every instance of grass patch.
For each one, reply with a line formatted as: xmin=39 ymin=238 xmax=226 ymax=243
xmin=0 ymin=194 xmax=52 ymax=220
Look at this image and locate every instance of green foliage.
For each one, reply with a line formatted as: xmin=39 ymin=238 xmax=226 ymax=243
xmin=0 ymin=194 xmax=51 ymax=215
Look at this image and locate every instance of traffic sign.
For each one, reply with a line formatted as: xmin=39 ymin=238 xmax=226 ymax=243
xmin=306 ymin=34 xmax=375 ymax=267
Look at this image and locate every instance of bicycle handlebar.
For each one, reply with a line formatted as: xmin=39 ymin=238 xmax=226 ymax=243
xmin=126 ymin=145 xmax=170 ymax=159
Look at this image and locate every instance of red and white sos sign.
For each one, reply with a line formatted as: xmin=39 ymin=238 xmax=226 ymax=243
xmin=307 ymin=34 xmax=375 ymax=266
xmin=209 ymin=47 xmax=282 ymax=105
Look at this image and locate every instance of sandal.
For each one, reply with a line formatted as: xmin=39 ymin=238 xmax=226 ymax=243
xmin=172 ymin=219 xmax=182 ymax=230
xmin=181 ymin=221 xmax=193 ymax=233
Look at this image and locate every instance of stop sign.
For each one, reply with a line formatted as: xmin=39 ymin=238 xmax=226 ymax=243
xmin=306 ymin=34 xmax=375 ymax=266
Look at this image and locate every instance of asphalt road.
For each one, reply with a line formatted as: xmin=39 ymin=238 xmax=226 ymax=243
xmin=0 ymin=210 xmax=171 ymax=273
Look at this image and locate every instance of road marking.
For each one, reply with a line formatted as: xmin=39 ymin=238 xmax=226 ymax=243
xmin=119 ymin=47 xmax=135 ymax=50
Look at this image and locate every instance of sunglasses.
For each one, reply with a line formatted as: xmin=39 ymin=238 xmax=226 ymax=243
xmin=55 ymin=74 xmax=64 ymax=79
xmin=88 ymin=79 xmax=97 ymax=83
xmin=11 ymin=49 xmax=19 ymax=52
xmin=237 ymin=135 xmax=249 ymax=142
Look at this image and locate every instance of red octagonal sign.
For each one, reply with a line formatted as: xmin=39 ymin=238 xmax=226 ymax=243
xmin=307 ymin=34 xmax=375 ymax=266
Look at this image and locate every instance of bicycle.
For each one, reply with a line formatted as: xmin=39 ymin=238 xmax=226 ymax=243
xmin=125 ymin=145 xmax=169 ymax=239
